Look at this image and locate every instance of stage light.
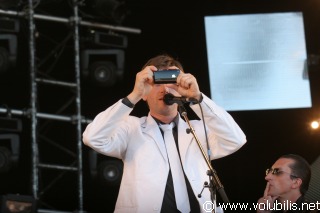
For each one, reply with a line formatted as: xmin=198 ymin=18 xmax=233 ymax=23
xmin=0 ymin=17 xmax=19 ymax=74
xmin=88 ymin=60 xmax=117 ymax=87
xmin=86 ymin=30 xmax=128 ymax=48
xmin=0 ymin=34 xmax=17 ymax=74
xmin=310 ymin=121 xmax=319 ymax=130
xmin=0 ymin=117 xmax=22 ymax=173
xmin=0 ymin=117 xmax=22 ymax=132
xmin=89 ymin=150 xmax=123 ymax=186
xmin=0 ymin=134 xmax=20 ymax=173
xmin=1 ymin=194 xmax=36 ymax=213
xmin=81 ymin=49 xmax=125 ymax=87
xmin=97 ymin=159 xmax=123 ymax=186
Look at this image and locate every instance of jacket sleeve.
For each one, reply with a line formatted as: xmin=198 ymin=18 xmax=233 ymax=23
xmin=82 ymin=99 xmax=137 ymax=159
xmin=190 ymin=93 xmax=247 ymax=160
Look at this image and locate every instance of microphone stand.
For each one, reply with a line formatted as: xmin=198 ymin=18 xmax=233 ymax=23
xmin=178 ymin=105 xmax=230 ymax=211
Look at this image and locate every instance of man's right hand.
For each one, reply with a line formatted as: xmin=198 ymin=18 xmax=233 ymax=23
xmin=127 ymin=65 xmax=157 ymax=104
xmin=256 ymin=182 xmax=279 ymax=213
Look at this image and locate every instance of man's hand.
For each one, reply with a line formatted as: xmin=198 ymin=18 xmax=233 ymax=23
xmin=127 ymin=65 xmax=157 ymax=104
xmin=166 ymin=71 xmax=202 ymax=102
xmin=256 ymin=182 xmax=279 ymax=213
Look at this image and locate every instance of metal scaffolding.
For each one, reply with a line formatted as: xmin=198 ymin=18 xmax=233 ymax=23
xmin=0 ymin=1 xmax=140 ymax=212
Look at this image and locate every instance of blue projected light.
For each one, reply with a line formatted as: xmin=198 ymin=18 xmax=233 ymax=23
xmin=204 ymin=12 xmax=311 ymax=111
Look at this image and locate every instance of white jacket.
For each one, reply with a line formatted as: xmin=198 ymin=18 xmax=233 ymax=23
xmin=83 ymin=94 xmax=246 ymax=213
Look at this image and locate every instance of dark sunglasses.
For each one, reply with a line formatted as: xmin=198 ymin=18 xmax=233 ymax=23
xmin=265 ymin=168 xmax=299 ymax=179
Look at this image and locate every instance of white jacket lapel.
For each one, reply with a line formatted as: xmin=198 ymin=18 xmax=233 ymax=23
xmin=177 ymin=116 xmax=194 ymax=167
xmin=142 ymin=114 xmax=169 ymax=162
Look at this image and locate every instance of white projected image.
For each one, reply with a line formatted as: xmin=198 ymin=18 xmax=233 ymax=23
xmin=204 ymin=12 xmax=311 ymax=111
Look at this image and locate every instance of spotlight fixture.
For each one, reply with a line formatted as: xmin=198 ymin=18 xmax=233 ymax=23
xmin=89 ymin=150 xmax=123 ymax=186
xmin=86 ymin=30 xmax=128 ymax=48
xmin=0 ymin=34 xmax=17 ymax=74
xmin=81 ymin=49 xmax=125 ymax=87
xmin=0 ymin=17 xmax=19 ymax=74
xmin=310 ymin=120 xmax=320 ymax=130
xmin=0 ymin=134 xmax=20 ymax=173
xmin=97 ymin=159 xmax=123 ymax=186
xmin=0 ymin=117 xmax=22 ymax=132
xmin=0 ymin=117 xmax=22 ymax=173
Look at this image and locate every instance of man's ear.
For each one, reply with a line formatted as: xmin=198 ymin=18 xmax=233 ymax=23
xmin=142 ymin=95 xmax=147 ymax=101
xmin=292 ymin=178 xmax=302 ymax=190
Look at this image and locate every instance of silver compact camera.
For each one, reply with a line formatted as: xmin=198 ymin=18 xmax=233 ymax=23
xmin=153 ymin=69 xmax=180 ymax=84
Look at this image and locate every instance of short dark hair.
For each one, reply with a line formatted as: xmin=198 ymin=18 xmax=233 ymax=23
xmin=142 ymin=54 xmax=184 ymax=71
xmin=280 ymin=154 xmax=311 ymax=195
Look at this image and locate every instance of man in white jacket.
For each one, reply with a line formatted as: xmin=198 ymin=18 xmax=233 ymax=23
xmin=83 ymin=54 xmax=247 ymax=213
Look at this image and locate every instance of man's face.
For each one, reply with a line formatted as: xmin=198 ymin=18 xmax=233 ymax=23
xmin=265 ymin=158 xmax=297 ymax=198
xmin=145 ymin=83 xmax=178 ymax=117
xmin=143 ymin=66 xmax=182 ymax=118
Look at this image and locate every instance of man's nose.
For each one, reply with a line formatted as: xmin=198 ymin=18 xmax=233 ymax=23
xmin=162 ymin=85 xmax=170 ymax=93
xmin=265 ymin=174 xmax=272 ymax=181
